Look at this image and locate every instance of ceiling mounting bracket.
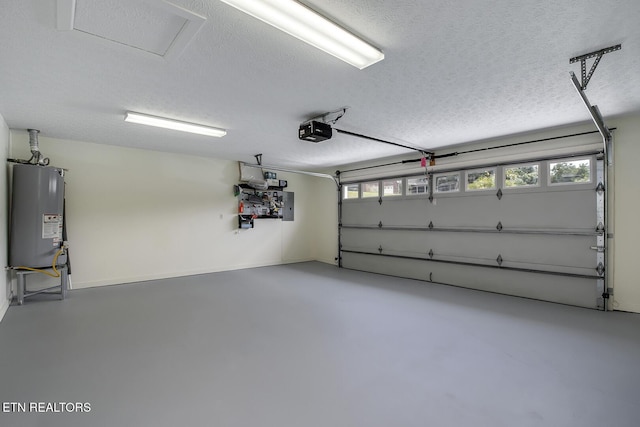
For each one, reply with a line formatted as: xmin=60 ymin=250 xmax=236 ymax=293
xmin=307 ymin=107 xmax=349 ymax=125
xmin=569 ymin=44 xmax=621 ymax=90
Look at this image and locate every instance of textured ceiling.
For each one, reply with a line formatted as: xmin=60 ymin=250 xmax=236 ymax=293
xmin=1 ymin=0 xmax=639 ymax=170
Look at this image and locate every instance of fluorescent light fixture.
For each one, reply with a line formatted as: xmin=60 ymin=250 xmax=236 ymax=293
xmin=124 ymin=112 xmax=227 ymax=137
xmin=219 ymin=0 xmax=384 ymax=69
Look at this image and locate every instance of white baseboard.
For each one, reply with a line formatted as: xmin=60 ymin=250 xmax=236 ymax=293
xmin=69 ymin=258 xmax=317 ymax=289
xmin=614 ymin=301 xmax=640 ymax=314
xmin=0 ymin=297 xmax=9 ymax=323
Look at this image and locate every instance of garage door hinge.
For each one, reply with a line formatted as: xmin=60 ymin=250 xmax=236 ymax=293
xmin=428 ymin=221 xmax=434 ymax=230
xmin=496 ymin=188 xmax=503 ymax=200
xmin=590 ymin=246 xmax=605 ymax=253
xmin=496 ymin=255 xmax=503 ymax=266
xmin=378 ymin=245 xmax=383 ymax=254
xmin=496 ymin=221 xmax=503 ymax=231
xmin=596 ymin=222 xmax=605 ymax=233
xmin=378 ymin=197 xmax=383 ymax=205
xmin=428 ymin=249 xmax=434 ymax=259
xmin=378 ymin=221 xmax=383 ymax=229
xmin=596 ymin=182 xmax=605 ymax=195
xmin=596 ymin=262 xmax=605 ymax=276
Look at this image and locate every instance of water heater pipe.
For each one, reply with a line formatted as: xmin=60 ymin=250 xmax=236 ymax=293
xmin=27 ymin=129 xmax=50 ymax=165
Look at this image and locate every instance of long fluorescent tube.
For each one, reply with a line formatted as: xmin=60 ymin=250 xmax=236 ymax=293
xmin=219 ymin=0 xmax=384 ymax=69
xmin=124 ymin=112 xmax=227 ymax=137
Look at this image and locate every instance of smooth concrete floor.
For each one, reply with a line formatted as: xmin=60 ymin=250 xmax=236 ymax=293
xmin=1 ymin=261 xmax=639 ymax=427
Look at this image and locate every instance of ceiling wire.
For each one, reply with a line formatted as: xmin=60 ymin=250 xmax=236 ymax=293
xmin=334 ymin=128 xmax=428 ymax=155
xmin=305 ymin=107 xmax=431 ymax=157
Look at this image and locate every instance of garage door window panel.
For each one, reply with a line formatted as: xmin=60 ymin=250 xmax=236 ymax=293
xmin=406 ymin=176 xmax=429 ymax=196
xmin=343 ymin=183 xmax=360 ymax=200
xmin=434 ymin=173 xmax=460 ymax=193
xmin=466 ymin=168 xmax=496 ymax=191
xmin=548 ymin=158 xmax=591 ymax=186
xmin=504 ymin=163 xmax=540 ymax=188
xmin=361 ymin=181 xmax=380 ymax=198
xmin=382 ymin=179 xmax=403 ymax=197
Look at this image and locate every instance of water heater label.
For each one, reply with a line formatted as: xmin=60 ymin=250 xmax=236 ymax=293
xmin=42 ymin=214 xmax=63 ymax=241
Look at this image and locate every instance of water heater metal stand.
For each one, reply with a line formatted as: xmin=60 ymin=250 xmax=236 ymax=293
xmin=15 ymin=266 xmax=69 ymax=305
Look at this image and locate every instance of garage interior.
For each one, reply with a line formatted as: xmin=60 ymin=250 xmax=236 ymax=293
xmin=1 ymin=1 xmax=640 ymax=426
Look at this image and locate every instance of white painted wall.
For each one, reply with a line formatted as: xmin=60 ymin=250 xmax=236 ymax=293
xmin=310 ymin=175 xmax=339 ymax=265
xmin=8 ymin=132 xmax=325 ymax=290
xmin=609 ymin=114 xmax=640 ymax=313
xmin=0 ymin=115 xmax=9 ymax=322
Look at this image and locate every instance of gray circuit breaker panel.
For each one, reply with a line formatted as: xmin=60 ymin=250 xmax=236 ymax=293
xmin=283 ymin=192 xmax=294 ymax=221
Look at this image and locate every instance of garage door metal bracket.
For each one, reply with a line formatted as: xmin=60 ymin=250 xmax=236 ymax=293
xmin=378 ymin=221 xmax=383 ymax=229
xmin=496 ymin=221 xmax=503 ymax=232
xmin=428 ymin=221 xmax=434 ymax=230
xmin=595 ymin=182 xmax=605 ymax=195
xmin=496 ymin=188 xmax=503 ymax=200
xmin=378 ymin=245 xmax=383 ymax=254
xmin=597 ymin=282 xmax=610 ymax=310
xmin=428 ymin=249 xmax=434 ymax=259
xmin=496 ymin=255 xmax=503 ymax=266
xmin=570 ymin=44 xmax=621 ymax=90
xmin=596 ymin=262 xmax=605 ymax=276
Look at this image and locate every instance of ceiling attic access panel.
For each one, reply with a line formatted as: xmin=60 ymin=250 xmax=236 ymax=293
xmin=58 ymin=0 xmax=206 ymax=59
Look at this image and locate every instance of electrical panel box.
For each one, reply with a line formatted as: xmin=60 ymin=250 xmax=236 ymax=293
xmin=283 ymin=192 xmax=294 ymax=221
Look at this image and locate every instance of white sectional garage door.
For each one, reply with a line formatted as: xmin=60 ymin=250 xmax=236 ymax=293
xmin=340 ymin=153 xmax=606 ymax=309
